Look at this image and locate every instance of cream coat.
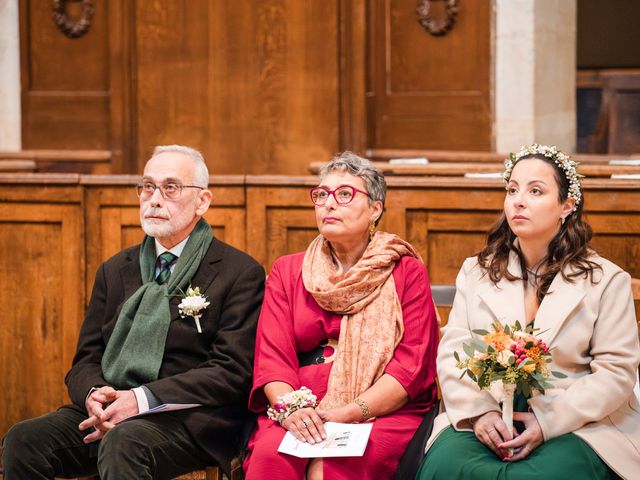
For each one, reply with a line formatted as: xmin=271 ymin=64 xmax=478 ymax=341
xmin=427 ymin=252 xmax=640 ymax=479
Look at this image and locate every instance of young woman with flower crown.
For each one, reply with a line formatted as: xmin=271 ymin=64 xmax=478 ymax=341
xmin=416 ymin=144 xmax=640 ymax=479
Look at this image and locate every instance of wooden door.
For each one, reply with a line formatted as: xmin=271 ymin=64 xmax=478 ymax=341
xmin=367 ymin=0 xmax=492 ymax=151
xmin=19 ymin=0 xmax=111 ymax=152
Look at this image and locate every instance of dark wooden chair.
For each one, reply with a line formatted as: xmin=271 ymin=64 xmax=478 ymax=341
xmin=173 ymin=457 xmax=242 ymax=480
xmin=72 ymin=457 xmax=241 ymax=480
xmin=430 ymin=284 xmax=456 ymax=327
xmin=578 ymin=69 xmax=640 ymax=154
xmin=600 ymin=71 xmax=640 ymax=154
xmin=394 ymin=284 xmax=454 ymax=479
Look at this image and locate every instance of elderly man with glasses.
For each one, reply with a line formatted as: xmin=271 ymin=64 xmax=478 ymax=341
xmin=2 ymin=145 xmax=265 ymax=480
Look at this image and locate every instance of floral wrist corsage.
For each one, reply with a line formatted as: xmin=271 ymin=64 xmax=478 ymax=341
xmin=267 ymin=386 xmax=318 ymax=425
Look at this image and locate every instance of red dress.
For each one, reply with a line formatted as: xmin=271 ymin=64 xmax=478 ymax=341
xmin=243 ymin=252 xmax=439 ymax=479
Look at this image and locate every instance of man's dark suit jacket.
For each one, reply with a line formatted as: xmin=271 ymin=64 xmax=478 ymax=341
xmin=64 ymin=236 xmax=265 ymax=472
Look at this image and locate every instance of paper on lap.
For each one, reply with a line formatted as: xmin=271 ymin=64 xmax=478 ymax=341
xmin=278 ymin=421 xmax=373 ymax=458
xmin=126 ymin=403 xmax=202 ymax=420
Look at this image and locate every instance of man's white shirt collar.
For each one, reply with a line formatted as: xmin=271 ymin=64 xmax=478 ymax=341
xmin=155 ymin=236 xmax=189 ymax=259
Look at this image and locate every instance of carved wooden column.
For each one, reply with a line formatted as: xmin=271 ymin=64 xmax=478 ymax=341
xmin=0 ymin=0 xmax=21 ymax=150
xmin=495 ymin=0 xmax=577 ymax=152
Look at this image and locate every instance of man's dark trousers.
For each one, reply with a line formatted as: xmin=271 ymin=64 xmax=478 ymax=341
xmin=2 ymin=407 xmax=210 ymax=480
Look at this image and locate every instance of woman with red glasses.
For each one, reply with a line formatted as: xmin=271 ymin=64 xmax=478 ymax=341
xmin=243 ymin=152 xmax=440 ymax=479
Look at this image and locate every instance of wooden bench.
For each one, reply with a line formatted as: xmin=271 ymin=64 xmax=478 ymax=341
xmin=0 ymin=149 xmax=112 ymax=174
xmin=0 ymin=160 xmax=36 ymax=173
xmin=365 ymin=149 xmax=640 ymax=164
xmin=309 ymin=154 xmax=640 ymax=178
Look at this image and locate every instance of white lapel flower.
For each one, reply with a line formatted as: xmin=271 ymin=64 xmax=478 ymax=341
xmin=178 ymin=286 xmax=210 ymax=333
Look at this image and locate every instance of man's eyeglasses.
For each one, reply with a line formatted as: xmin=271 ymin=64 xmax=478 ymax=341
xmin=136 ymin=182 xmax=204 ymax=200
xmin=309 ymin=185 xmax=370 ymax=206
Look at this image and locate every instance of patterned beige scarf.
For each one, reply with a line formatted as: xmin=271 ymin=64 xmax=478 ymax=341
xmin=302 ymin=231 xmax=421 ymax=409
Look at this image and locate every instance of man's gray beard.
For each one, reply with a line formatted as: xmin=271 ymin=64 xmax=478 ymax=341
xmin=140 ymin=200 xmax=198 ymax=240
xmin=140 ymin=211 xmax=196 ymax=239
xmin=141 ymin=218 xmax=173 ymax=238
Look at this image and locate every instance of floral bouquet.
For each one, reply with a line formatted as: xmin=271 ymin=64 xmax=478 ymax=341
xmin=455 ymin=320 xmax=566 ymax=442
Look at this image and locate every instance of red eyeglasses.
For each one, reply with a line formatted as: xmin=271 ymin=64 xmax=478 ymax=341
xmin=309 ymin=185 xmax=370 ymax=206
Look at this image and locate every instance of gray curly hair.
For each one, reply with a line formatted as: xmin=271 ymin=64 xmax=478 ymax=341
xmin=319 ymin=151 xmax=386 ymax=225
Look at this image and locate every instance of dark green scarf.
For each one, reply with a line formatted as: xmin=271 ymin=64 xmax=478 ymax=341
xmin=101 ymin=219 xmax=213 ymax=389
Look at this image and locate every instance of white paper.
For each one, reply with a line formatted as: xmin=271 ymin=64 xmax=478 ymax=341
xmin=464 ymin=172 xmax=503 ymax=178
xmin=127 ymin=403 xmax=202 ymax=419
xmin=611 ymin=173 xmax=640 ymax=180
xmin=389 ymin=157 xmax=429 ymax=165
xmin=277 ymin=421 xmax=373 ymax=458
xmin=610 ymin=174 xmax=640 ymax=179
xmin=609 ymin=159 xmax=640 ymax=165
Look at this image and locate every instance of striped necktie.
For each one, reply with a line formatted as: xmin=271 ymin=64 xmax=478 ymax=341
xmin=156 ymin=252 xmax=178 ymax=284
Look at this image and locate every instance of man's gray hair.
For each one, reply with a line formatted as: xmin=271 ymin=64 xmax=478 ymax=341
xmin=319 ymin=151 xmax=387 ymax=208
xmin=152 ymin=145 xmax=209 ymax=188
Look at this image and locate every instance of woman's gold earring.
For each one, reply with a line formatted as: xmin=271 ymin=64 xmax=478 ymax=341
xmin=561 ymin=216 xmax=566 ymax=225
xmin=369 ymin=219 xmax=376 ymax=239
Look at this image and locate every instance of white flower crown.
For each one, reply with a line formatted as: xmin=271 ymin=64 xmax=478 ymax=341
xmin=503 ymin=144 xmax=583 ymax=211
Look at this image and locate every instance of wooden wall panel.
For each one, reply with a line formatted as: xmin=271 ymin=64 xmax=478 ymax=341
xmin=19 ymin=0 xmax=347 ymax=175
xmin=246 ymin=179 xmax=317 ymax=270
xmin=19 ymin=0 xmax=111 ymax=151
xmin=18 ymin=1 xmax=495 ymax=173
xmin=588 ymin=212 xmax=640 ymax=278
xmin=427 ymin=232 xmax=487 ymax=283
xmin=367 ymin=0 xmax=492 ymax=150
xmin=132 ymin=0 xmax=341 ymax=175
xmin=423 ymin=212 xmax=497 ymax=283
xmin=267 ymin=209 xmax=318 ymax=263
xmin=132 ymin=1 xmax=215 ymax=173
xmin=3 ymin=173 xmax=640 ymax=443
xmin=591 ymin=235 xmax=640 ymax=279
xmin=0 ymin=197 xmax=83 ymax=441
xmin=577 ymin=0 xmax=640 ymax=69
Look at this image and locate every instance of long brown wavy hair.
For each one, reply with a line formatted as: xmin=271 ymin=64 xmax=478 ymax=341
xmin=477 ymin=153 xmax=601 ymax=302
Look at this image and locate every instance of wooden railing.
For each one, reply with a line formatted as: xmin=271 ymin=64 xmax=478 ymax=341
xmin=311 ymin=149 xmax=640 ymax=177
xmin=309 ymin=161 xmax=640 ymax=177
xmin=366 ymin=148 xmax=640 ymax=162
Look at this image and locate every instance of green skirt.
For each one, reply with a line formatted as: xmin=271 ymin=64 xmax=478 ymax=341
xmin=416 ymin=426 xmax=619 ymax=480
xmin=416 ymin=392 xmax=619 ymax=479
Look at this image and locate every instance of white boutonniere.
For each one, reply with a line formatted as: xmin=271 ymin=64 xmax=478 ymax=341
xmin=178 ymin=286 xmax=210 ymax=333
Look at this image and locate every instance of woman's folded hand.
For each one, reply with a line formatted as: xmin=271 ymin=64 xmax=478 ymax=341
xmin=498 ymin=411 xmax=543 ymax=461
xmin=472 ymin=411 xmax=513 ymax=459
xmin=281 ymin=407 xmax=326 ymax=444
xmin=316 ymin=403 xmax=361 ymax=424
